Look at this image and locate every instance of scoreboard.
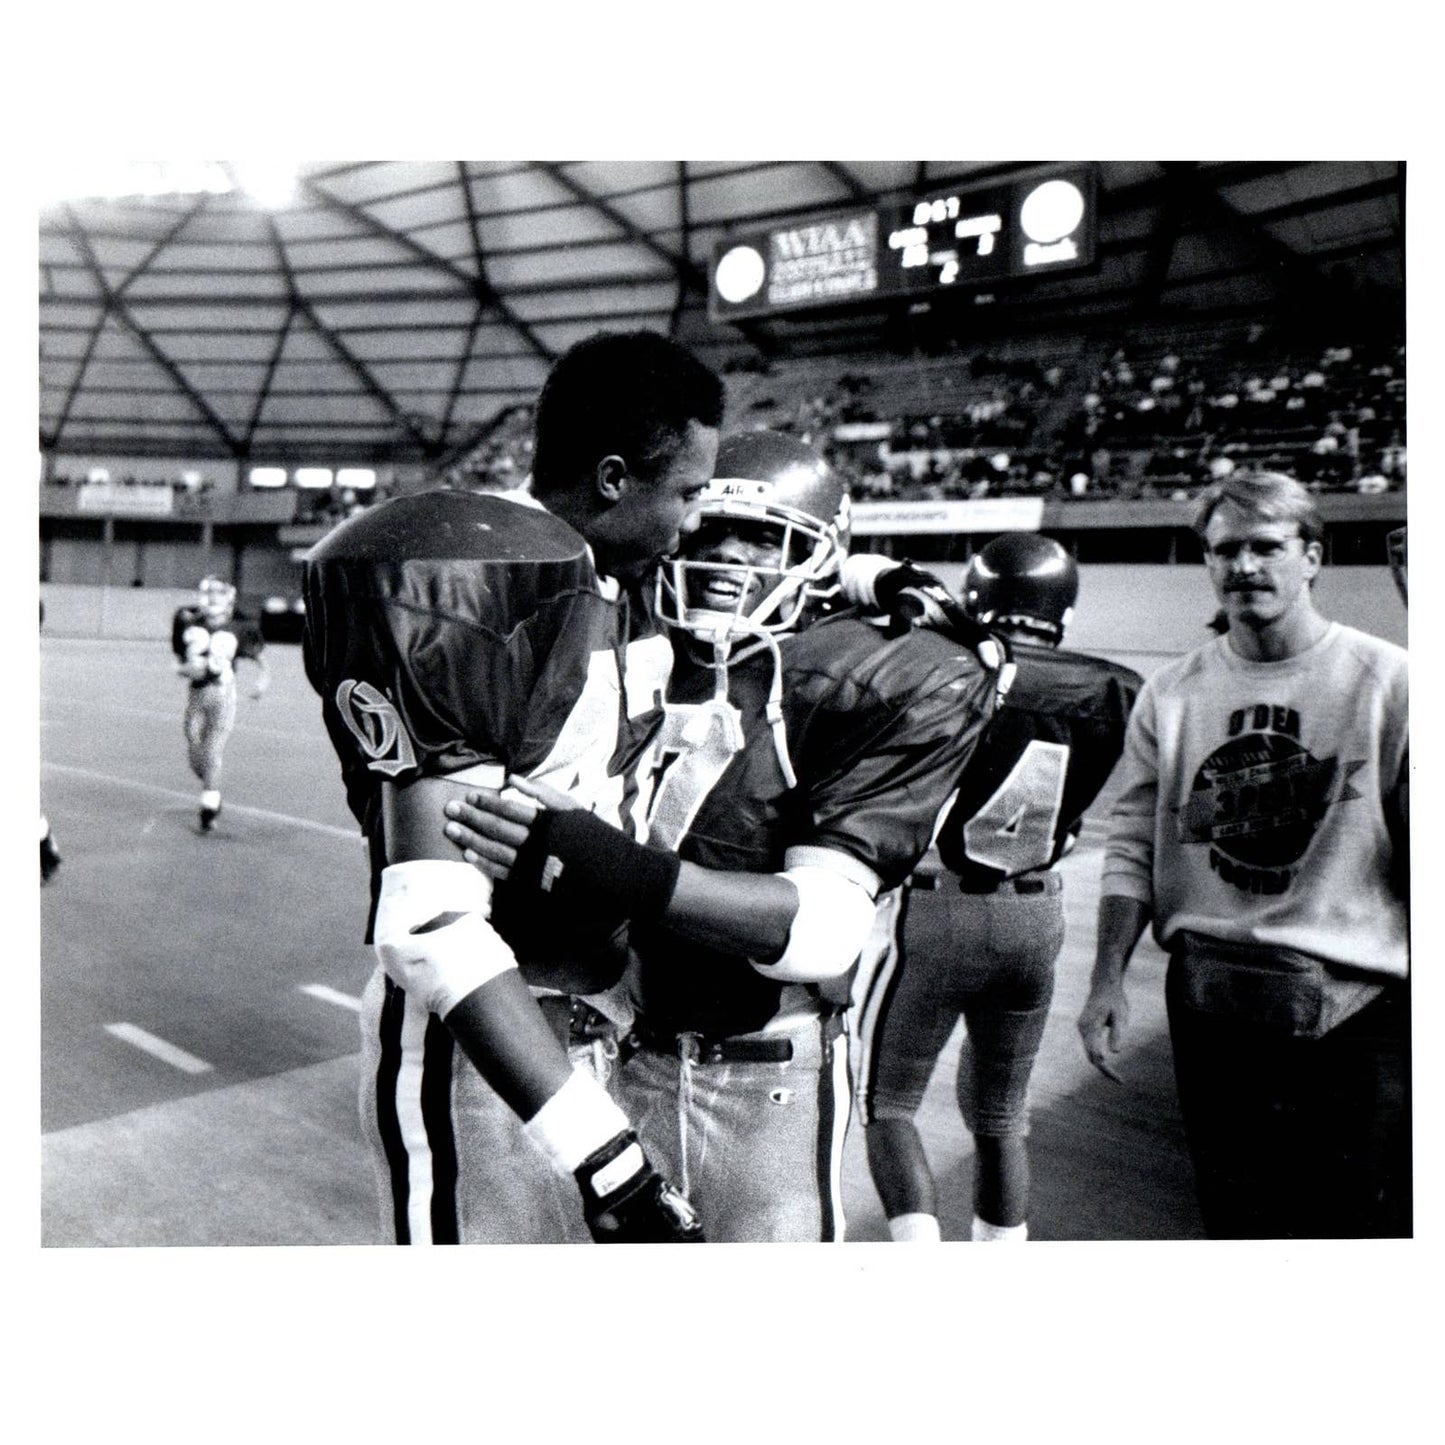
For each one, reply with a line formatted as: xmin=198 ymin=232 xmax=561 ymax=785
xmin=709 ymin=165 xmax=1097 ymax=322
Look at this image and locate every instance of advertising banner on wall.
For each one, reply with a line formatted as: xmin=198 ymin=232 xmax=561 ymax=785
xmin=850 ymin=496 xmax=1045 ymax=535
xmin=76 ymin=481 xmax=175 ymax=517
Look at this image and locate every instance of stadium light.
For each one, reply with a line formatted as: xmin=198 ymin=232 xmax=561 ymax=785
xmin=249 ymin=466 xmax=287 ymax=489
xmin=336 ymin=468 xmax=377 ymax=491
xmin=229 ymin=161 xmax=300 ymax=209
xmin=294 ymin=467 xmax=334 ymax=490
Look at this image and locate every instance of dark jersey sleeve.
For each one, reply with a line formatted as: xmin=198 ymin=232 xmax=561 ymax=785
xmin=786 ymin=617 xmax=1000 ymax=891
xmin=301 ymin=490 xmax=614 ymax=834
xmin=934 ymin=644 xmax=1142 ymax=885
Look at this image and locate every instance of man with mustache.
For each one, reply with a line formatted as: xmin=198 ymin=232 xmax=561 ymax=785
xmin=1077 ymin=471 xmax=1409 ymax=1238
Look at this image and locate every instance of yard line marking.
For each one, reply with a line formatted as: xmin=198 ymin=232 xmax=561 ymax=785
xmin=40 ymin=762 xmax=360 ymax=841
xmin=104 ymin=1022 xmax=214 ymax=1075
xmin=300 ymin=984 xmax=362 ymax=1012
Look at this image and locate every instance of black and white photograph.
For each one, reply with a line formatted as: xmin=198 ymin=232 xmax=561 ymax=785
xmin=36 ymin=158 xmax=1410 ymax=1244
xmin=16 ymin=13 xmax=1437 ymax=1437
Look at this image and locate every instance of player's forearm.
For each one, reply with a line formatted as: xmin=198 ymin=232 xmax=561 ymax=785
xmin=1091 ymin=893 xmax=1151 ymax=984
xmin=441 ymin=792 xmax=881 ymax=978
xmin=665 ymin=863 xmax=799 ymax=959
xmin=444 ymin=972 xmax=575 ymax=1117
xmin=381 ymin=773 xmax=573 ymax=1117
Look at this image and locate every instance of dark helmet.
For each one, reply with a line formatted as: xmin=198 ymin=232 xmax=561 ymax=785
xmin=963 ymin=534 xmax=1078 ymax=644
xmin=656 ymin=429 xmax=850 ymax=641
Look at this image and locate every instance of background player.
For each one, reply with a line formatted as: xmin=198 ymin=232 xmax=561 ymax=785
xmin=443 ymin=431 xmax=1005 ymax=1241
xmin=171 ymin=576 xmax=268 ymax=831
xmin=850 ymin=535 xmax=1142 ymax=1242
xmin=303 ymin=330 xmax=724 ymax=1244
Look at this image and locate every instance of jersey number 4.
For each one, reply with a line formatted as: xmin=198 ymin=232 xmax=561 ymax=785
xmin=961 ymin=740 xmax=1069 ymax=875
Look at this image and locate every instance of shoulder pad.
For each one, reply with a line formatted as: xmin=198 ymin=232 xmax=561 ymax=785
xmin=307 ymin=490 xmax=588 ymax=567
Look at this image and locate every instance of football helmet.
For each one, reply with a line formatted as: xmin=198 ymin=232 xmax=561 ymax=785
xmin=963 ymin=534 xmax=1078 ymax=644
xmin=656 ymin=429 xmax=850 ymax=645
xmin=197 ymin=575 xmax=236 ymax=625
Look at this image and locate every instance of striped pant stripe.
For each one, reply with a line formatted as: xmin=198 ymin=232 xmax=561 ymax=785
xmin=817 ymin=1021 xmax=852 ymax=1242
xmin=373 ymin=978 xmax=461 ymax=1245
xmin=852 ymin=887 xmax=910 ymax=1125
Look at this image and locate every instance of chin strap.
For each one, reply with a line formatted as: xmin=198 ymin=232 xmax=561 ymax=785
xmin=758 ymin=628 xmax=798 ymax=790
xmin=701 ymin=624 xmax=797 ymax=792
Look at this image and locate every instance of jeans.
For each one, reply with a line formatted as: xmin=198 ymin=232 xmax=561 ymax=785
xmin=1165 ymin=960 xmax=1411 ymax=1239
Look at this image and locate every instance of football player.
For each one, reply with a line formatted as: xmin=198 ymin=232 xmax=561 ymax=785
xmin=442 ymin=431 xmax=1006 ymax=1241
xmin=171 ymin=576 xmax=268 ymax=831
xmin=851 ymin=534 xmax=1142 ymax=1242
xmin=303 ymin=330 xmax=724 ymax=1244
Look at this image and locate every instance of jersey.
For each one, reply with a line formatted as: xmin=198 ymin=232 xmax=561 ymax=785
xmin=302 ymin=487 xmax=672 ymax=990
xmin=932 ymin=642 xmax=1143 ymax=888
xmin=171 ymin=606 xmax=263 ymax=685
xmin=630 ymin=611 xmax=1000 ymax=1038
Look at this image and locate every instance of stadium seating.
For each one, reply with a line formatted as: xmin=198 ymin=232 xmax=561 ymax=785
xmin=705 ymin=319 xmax=1405 ymax=506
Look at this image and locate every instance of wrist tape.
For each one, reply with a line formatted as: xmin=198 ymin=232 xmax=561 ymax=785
xmin=837 ymin=552 xmax=895 ymax=609
xmin=523 ymin=1066 xmax=633 ymax=1175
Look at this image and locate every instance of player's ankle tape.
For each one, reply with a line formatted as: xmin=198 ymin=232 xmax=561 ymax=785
xmin=889 ymin=1212 xmax=942 ymax=1243
xmin=972 ymin=1216 xmax=1028 ymax=1242
xmin=525 ymin=810 xmax=681 ymax=922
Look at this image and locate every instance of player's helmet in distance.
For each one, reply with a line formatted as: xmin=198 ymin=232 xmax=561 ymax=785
xmin=197 ymin=575 xmax=236 ymax=624
xmin=964 ymin=533 xmax=1079 ymax=644
xmin=656 ymin=429 xmax=850 ymax=643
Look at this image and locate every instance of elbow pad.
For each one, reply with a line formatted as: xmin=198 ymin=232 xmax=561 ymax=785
xmin=755 ymin=865 xmax=878 ymax=983
xmin=373 ymin=859 xmax=516 ymax=1017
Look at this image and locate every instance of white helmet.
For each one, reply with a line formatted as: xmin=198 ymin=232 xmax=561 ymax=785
xmin=197 ymin=575 xmax=236 ymax=622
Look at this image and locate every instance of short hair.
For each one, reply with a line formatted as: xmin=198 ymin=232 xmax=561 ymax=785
xmin=1192 ymin=470 xmax=1324 ymax=548
xmin=530 ymin=331 xmax=726 ymax=498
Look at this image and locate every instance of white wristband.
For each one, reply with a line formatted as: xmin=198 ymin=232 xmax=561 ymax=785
xmin=523 ymin=1067 xmax=631 ymax=1173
